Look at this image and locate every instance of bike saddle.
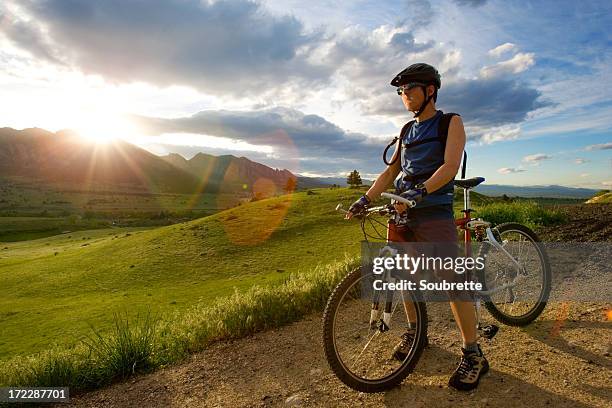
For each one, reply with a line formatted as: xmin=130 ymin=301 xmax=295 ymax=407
xmin=454 ymin=177 xmax=485 ymax=189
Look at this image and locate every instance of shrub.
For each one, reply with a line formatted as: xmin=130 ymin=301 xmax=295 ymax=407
xmin=474 ymin=201 xmax=566 ymax=229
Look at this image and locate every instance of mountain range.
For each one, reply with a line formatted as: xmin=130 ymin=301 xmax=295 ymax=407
xmin=0 ymin=127 xmax=324 ymax=195
xmin=0 ymin=127 xmax=599 ymax=198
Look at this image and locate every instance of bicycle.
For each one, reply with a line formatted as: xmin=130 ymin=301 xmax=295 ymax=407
xmin=322 ymin=177 xmax=551 ymax=392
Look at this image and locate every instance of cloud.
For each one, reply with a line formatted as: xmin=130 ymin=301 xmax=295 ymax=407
xmin=497 ymin=167 xmax=526 ymax=174
xmin=488 ymin=43 xmax=516 ymax=58
xmin=580 ymin=173 xmax=590 ymax=177
xmin=480 ymin=53 xmax=535 ymax=78
xmin=130 ymin=107 xmax=385 ymax=174
xmin=522 ymin=153 xmax=552 ymax=163
xmin=439 ymin=77 xmax=549 ymax=128
xmin=453 ymin=0 xmax=488 ymax=6
xmin=1 ymin=0 xmax=549 ymax=141
xmin=574 ymin=158 xmax=589 ymax=164
xmin=585 ymin=142 xmax=612 ymax=151
xmin=466 ymin=124 xmax=521 ymax=144
xmin=4 ymin=0 xmax=332 ymax=96
xmin=0 ymin=7 xmax=61 ymax=64
xmin=602 ymin=180 xmax=612 ymax=187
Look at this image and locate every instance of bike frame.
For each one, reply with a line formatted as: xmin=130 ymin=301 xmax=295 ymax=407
xmin=377 ymin=187 xmax=526 ymax=332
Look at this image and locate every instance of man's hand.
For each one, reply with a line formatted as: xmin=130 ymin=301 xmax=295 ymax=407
xmin=394 ymin=184 xmax=427 ymax=213
xmin=346 ymin=194 xmax=371 ymax=219
xmin=399 ymin=187 xmax=426 ymax=203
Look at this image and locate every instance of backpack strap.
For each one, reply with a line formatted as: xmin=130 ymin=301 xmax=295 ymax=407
xmin=383 ymin=120 xmax=414 ymax=165
xmin=437 ymin=112 xmax=458 ymax=147
xmin=437 ymin=112 xmax=468 ymax=179
xmin=400 ymin=120 xmax=415 ymax=141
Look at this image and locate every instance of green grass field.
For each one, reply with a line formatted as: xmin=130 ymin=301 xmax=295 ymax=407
xmin=0 ymin=188 xmax=369 ymax=361
xmin=0 ymin=186 xmax=566 ymax=366
xmin=0 ymin=177 xmax=245 ymax=223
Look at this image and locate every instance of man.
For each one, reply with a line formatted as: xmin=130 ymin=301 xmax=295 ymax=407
xmin=346 ymin=63 xmax=488 ymax=391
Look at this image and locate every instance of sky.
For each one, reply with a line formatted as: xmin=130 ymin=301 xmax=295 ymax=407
xmin=0 ymin=0 xmax=610 ymax=188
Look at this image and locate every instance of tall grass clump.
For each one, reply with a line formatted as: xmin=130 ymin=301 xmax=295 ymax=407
xmin=0 ymin=257 xmax=358 ymax=393
xmin=475 ymin=201 xmax=566 ymax=229
xmin=82 ymin=311 xmax=158 ymax=385
xmin=0 ymin=311 xmax=159 ymax=391
xmin=155 ymin=256 xmax=358 ymax=364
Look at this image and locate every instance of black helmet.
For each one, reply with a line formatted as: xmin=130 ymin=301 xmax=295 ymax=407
xmin=390 ymin=63 xmax=441 ymax=89
xmin=391 ymin=63 xmax=441 ymax=118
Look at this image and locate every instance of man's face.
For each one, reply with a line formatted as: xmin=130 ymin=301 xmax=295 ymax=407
xmin=400 ymin=84 xmax=434 ymax=112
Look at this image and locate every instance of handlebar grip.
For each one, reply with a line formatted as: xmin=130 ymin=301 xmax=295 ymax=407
xmin=381 ymin=192 xmax=416 ymax=207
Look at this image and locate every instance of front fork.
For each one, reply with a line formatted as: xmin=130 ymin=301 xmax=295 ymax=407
xmin=369 ymin=220 xmax=403 ymax=332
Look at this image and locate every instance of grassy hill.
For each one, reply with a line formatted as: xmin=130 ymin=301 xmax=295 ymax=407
xmin=0 ymin=186 xmax=566 ymax=364
xmin=0 ymin=187 xmax=370 ymax=361
xmin=586 ymin=190 xmax=612 ymax=204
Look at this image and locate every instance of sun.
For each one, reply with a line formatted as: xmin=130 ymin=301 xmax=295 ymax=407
xmin=74 ymin=113 xmax=138 ymax=144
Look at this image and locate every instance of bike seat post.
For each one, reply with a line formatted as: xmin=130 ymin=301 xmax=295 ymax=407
xmin=475 ymin=298 xmax=482 ymax=329
xmin=463 ymin=186 xmax=470 ymax=212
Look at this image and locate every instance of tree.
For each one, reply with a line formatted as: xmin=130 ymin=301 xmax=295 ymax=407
xmin=347 ymin=170 xmax=362 ymax=188
xmin=284 ymin=177 xmax=297 ymax=193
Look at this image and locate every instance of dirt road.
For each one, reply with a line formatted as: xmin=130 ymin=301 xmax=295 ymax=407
xmin=64 ymin=204 xmax=612 ymax=407
xmin=63 ymin=303 xmax=610 ymax=407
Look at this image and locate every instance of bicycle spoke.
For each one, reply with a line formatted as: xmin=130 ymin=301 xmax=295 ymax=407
xmin=349 ymin=329 xmax=381 ymax=368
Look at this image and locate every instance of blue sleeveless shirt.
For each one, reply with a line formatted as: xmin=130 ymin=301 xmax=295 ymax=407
xmin=394 ymin=110 xmax=455 ymax=209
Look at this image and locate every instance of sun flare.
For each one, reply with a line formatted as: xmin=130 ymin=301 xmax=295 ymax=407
xmin=74 ymin=113 xmax=139 ymax=144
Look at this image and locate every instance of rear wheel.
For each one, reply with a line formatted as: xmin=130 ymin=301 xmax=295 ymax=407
xmin=477 ymin=222 xmax=551 ymax=326
xmin=322 ymin=266 xmax=428 ymax=392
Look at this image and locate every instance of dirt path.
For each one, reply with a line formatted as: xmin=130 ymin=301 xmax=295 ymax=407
xmin=63 ymin=301 xmax=610 ymax=407
xmin=64 ymin=204 xmax=612 ymax=407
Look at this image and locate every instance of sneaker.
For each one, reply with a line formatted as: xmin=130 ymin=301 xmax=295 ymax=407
xmin=392 ymin=329 xmax=428 ymax=361
xmin=448 ymin=345 xmax=489 ymax=391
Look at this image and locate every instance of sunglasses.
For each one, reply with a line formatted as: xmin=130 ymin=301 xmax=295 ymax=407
xmin=396 ymin=82 xmax=427 ymax=95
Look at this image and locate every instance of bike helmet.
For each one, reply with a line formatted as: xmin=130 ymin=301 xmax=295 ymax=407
xmin=391 ymin=63 xmax=441 ymax=117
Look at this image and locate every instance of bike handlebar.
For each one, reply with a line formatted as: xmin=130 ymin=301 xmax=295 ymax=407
xmin=336 ymin=192 xmax=417 ymax=218
xmin=380 ymin=192 xmax=417 ymax=208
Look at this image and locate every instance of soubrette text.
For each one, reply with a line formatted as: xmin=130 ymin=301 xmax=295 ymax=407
xmin=373 ymin=279 xmax=483 ymax=291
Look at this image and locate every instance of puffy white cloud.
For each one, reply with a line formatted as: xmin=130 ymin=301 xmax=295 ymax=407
xmin=480 ymin=52 xmax=535 ymax=78
xmin=466 ymin=124 xmax=521 ymax=143
xmin=574 ymin=158 xmax=589 ymax=164
xmin=585 ymin=142 xmax=612 ymax=151
xmin=1 ymin=0 xmax=333 ymax=97
xmin=488 ymin=42 xmax=516 ymax=58
xmin=522 ymin=153 xmax=552 ymax=163
xmin=497 ymin=167 xmax=526 ymax=174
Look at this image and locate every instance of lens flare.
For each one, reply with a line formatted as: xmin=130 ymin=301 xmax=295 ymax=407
xmin=216 ymin=129 xmax=300 ymax=246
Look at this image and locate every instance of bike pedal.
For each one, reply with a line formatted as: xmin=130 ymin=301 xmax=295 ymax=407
xmin=374 ymin=319 xmax=390 ymax=333
xmin=480 ymin=324 xmax=499 ymax=340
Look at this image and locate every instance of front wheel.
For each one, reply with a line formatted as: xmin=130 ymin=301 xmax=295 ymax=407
xmin=477 ymin=222 xmax=551 ymax=326
xmin=322 ymin=266 xmax=428 ymax=393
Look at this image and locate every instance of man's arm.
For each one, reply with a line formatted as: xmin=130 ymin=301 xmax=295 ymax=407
xmin=345 ymin=138 xmax=402 ymax=218
xmin=423 ymin=115 xmax=466 ymax=193
xmin=365 ymin=138 xmax=402 ymax=199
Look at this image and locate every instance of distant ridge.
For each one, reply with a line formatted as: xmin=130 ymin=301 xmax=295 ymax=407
xmin=0 ymin=127 xmax=200 ymax=193
xmin=162 ymin=152 xmax=305 ymax=193
xmin=473 ymin=184 xmax=598 ymax=198
xmin=0 ymin=127 xmax=326 ymax=194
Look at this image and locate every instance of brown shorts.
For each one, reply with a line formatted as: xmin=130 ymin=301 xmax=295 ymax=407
xmin=400 ymin=204 xmax=474 ymax=301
